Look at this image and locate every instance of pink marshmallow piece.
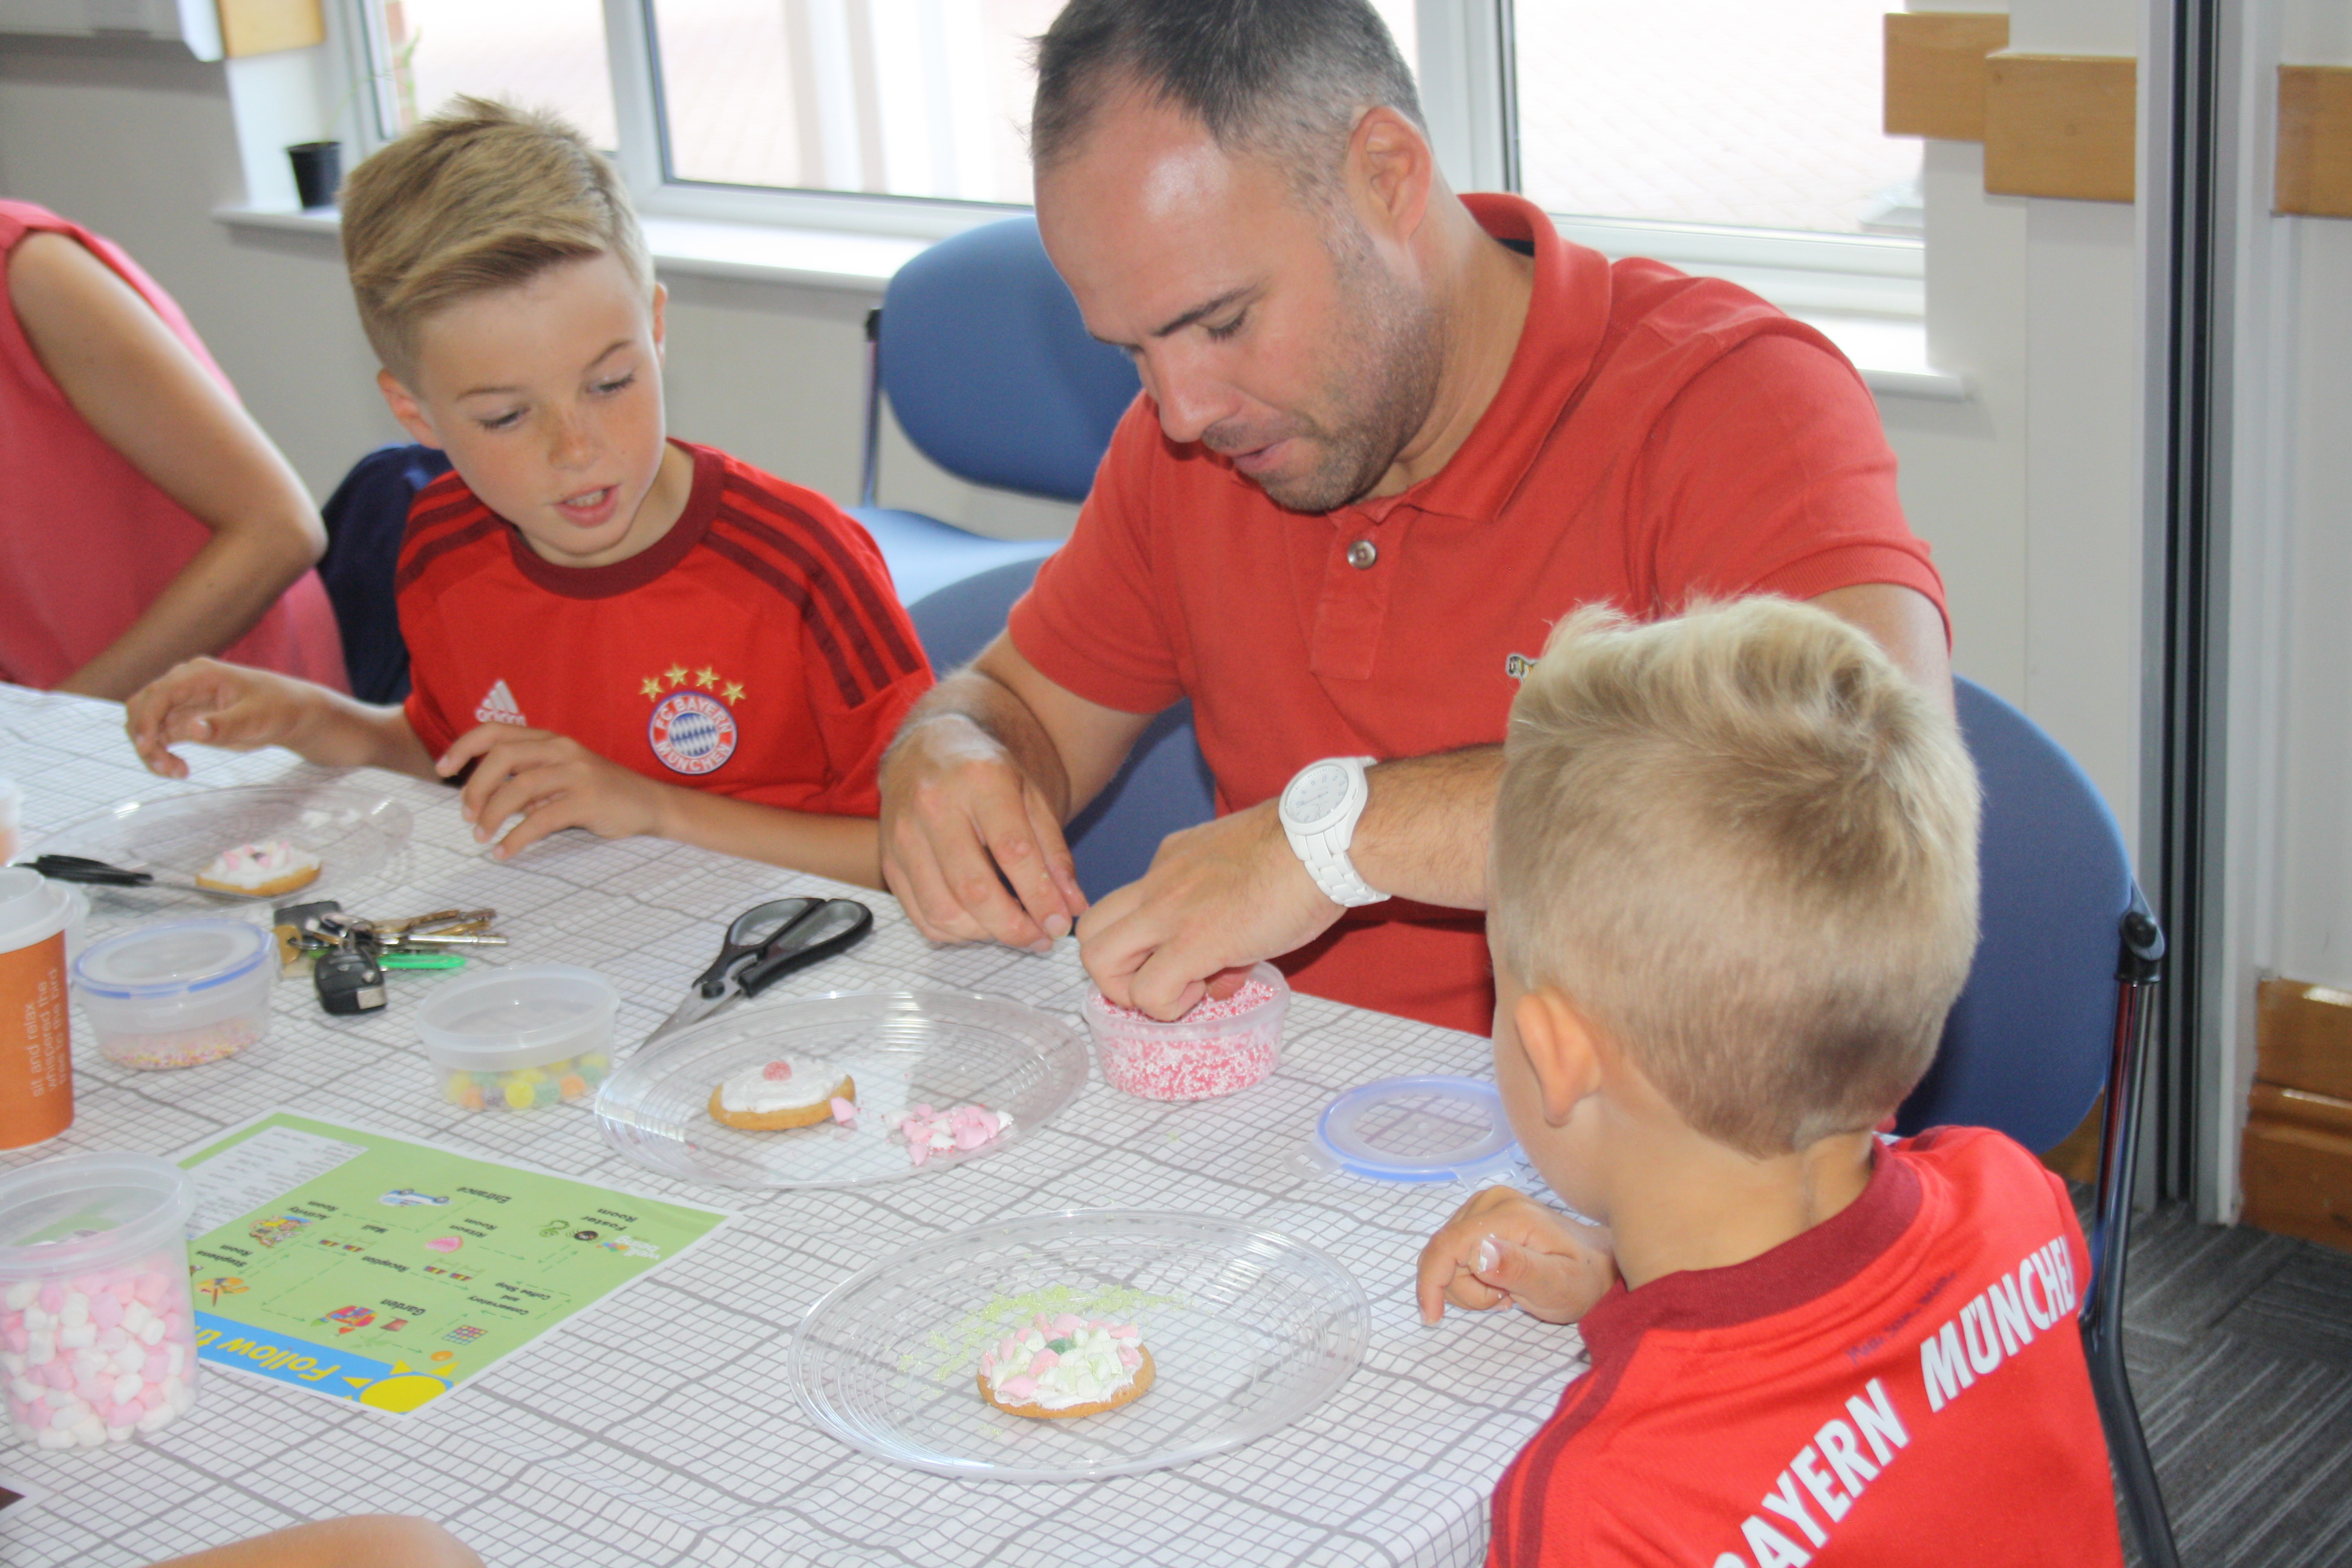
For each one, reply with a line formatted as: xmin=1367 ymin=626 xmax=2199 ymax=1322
xmin=998 ymin=1375 xmax=1038 ymax=1400
xmin=1028 ymin=1350 xmax=1059 ymax=1377
xmin=828 ymin=1096 xmax=858 ymax=1125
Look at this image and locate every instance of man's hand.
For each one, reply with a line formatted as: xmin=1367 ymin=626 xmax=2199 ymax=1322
xmin=439 ymin=724 xmax=666 ymax=860
xmin=1416 ymin=1186 xmax=1618 ymax=1327
xmin=1077 ymin=800 xmax=1344 ymax=1020
xmin=880 ymin=712 xmax=1088 ymax=953
xmin=125 ymin=658 xmax=320 ymax=778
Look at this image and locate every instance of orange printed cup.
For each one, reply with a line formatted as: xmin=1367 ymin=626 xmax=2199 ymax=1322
xmin=0 ymin=867 xmax=74 ymax=1149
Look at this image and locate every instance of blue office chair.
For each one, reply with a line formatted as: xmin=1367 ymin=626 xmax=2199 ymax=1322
xmin=316 ymin=442 xmax=452 ymax=704
xmin=854 ymin=217 xmax=1142 ymax=609
xmin=1896 ymin=677 xmax=2177 ymax=1567
xmin=906 ymin=559 xmax=1215 ymax=899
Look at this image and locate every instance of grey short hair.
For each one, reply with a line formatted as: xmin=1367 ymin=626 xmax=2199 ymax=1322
xmin=1031 ymin=0 xmax=1423 ymax=196
xmin=1492 ymin=599 xmax=1982 ymax=1158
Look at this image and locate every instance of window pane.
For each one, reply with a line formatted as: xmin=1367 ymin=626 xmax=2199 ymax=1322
xmin=650 ymin=0 xmax=1418 ymax=203
xmin=1512 ymin=0 xmax=1918 ymax=236
xmin=375 ymin=0 xmax=617 ymax=149
xmin=650 ymin=0 xmax=1059 ymax=203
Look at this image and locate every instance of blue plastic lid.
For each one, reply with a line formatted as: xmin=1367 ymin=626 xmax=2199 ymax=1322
xmin=73 ymin=918 xmax=269 ymax=1000
xmin=1313 ymin=1076 xmax=1521 ymax=1184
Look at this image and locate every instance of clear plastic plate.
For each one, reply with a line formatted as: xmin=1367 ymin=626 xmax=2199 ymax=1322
xmin=38 ymin=783 xmax=411 ymax=901
xmin=593 ymin=991 xmax=1089 ymax=1189
xmin=789 ymin=1210 xmax=1370 ymax=1481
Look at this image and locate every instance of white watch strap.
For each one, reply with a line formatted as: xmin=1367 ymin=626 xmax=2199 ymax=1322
xmin=1298 ymin=826 xmax=1388 ymax=907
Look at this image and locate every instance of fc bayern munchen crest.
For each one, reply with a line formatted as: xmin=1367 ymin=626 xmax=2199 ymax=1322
xmin=648 ymin=690 xmax=737 ymax=776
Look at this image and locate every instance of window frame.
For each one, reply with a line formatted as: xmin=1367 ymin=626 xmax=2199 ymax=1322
xmin=334 ymin=0 xmax=1924 ymax=306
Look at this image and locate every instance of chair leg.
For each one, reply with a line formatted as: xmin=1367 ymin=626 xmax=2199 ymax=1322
xmin=2083 ymin=924 xmax=2181 ymax=1568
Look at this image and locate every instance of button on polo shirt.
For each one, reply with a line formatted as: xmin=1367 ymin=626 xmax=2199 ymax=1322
xmin=1011 ymin=194 xmax=1944 ymax=1034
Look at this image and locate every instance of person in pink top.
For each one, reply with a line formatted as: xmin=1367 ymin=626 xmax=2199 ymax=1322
xmin=0 ymin=200 xmax=345 ymax=698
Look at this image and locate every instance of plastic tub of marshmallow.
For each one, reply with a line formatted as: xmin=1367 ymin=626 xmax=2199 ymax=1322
xmin=73 ymin=917 xmax=274 ymax=1071
xmin=415 ymin=963 xmax=617 ymax=1111
xmin=0 ymin=1151 xmax=200 ymax=1449
xmin=1082 ymin=964 xmax=1290 ymax=1101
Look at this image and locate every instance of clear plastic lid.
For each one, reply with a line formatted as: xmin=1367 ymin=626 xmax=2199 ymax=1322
xmin=0 ymin=866 xmax=71 ymax=952
xmin=1312 ymin=1075 xmax=1522 ymax=1184
xmin=414 ymin=963 xmax=618 ymax=1071
xmin=72 ymin=917 xmax=269 ymax=999
xmin=0 ymin=1152 xmax=194 ymax=1277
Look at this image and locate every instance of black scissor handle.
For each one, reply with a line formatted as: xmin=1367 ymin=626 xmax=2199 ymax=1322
xmin=690 ymin=896 xmax=817 ymax=999
xmin=22 ymin=855 xmax=155 ymax=888
xmin=738 ymin=898 xmax=873 ymax=998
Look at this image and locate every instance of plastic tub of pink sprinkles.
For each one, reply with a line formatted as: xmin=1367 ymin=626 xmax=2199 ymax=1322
xmin=1082 ymin=964 xmax=1289 ymax=1101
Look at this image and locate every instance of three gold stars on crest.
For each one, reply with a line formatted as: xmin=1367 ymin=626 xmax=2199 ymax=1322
xmin=639 ymin=664 xmax=746 ymax=704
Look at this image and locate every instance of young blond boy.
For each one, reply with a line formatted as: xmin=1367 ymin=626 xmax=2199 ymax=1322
xmin=125 ymin=101 xmax=930 ymax=886
xmin=1418 ymin=599 xmax=2124 ymax=1566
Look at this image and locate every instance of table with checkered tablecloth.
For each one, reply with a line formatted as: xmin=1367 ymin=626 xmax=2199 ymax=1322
xmin=0 ymin=685 xmax=1584 ymax=1568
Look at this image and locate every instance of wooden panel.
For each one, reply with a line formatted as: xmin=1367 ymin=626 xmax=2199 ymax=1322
xmin=2242 ymin=1116 xmax=2352 ymax=1254
xmin=2256 ymin=977 xmax=2352 ymax=1101
xmin=1885 ymin=12 xmax=2011 ymax=142
xmin=2278 ymin=65 xmax=2352 ymax=218
xmin=2250 ymin=1081 xmax=2352 ymax=1138
xmin=216 ymin=0 xmax=322 ymax=57
xmin=1984 ymin=53 xmax=2137 ymax=203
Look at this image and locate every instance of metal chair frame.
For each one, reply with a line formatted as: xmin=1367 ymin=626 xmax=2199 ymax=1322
xmin=2085 ymin=897 xmax=2179 ymax=1567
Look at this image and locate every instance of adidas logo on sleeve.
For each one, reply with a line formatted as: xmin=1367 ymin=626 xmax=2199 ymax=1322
xmin=473 ymin=679 xmax=526 ymax=727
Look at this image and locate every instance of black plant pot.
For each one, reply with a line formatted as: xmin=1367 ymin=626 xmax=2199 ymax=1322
xmin=287 ymin=142 xmax=342 ymax=210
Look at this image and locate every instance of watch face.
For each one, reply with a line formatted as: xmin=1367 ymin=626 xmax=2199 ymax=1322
xmin=1285 ymin=763 xmax=1349 ymax=825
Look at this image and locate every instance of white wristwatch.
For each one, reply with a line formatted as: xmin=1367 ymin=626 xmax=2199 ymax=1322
xmin=1278 ymin=756 xmax=1390 ymax=907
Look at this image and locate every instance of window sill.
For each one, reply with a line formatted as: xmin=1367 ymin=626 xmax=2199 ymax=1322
xmin=217 ymin=205 xmax=927 ymax=295
xmin=215 ymin=206 xmax=1965 ymax=401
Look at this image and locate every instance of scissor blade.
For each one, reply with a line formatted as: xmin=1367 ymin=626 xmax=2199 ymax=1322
xmin=650 ymin=987 xmax=730 ymax=1042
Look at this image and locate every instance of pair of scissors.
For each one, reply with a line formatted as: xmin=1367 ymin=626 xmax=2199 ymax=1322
xmin=652 ymin=896 xmax=873 ymax=1039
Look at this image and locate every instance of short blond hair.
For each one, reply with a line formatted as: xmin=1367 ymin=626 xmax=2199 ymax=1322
xmin=1492 ymin=598 xmax=1981 ymax=1157
xmin=339 ymin=97 xmax=652 ymax=381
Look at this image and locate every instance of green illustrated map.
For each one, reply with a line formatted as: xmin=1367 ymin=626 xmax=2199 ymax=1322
xmin=176 ymin=1112 xmax=728 ymax=1413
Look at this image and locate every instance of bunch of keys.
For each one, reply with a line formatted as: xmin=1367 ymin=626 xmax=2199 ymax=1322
xmin=275 ymin=903 xmax=506 ymax=1016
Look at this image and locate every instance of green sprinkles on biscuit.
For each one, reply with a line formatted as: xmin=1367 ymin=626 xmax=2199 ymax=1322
xmin=906 ymin=1283 xmax=1187 ymax=1380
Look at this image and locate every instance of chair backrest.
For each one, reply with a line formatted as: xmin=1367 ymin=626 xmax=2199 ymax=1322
xmin=877 ymin=217 xmax=1140 ymax=503
xmin=1896 ymin=676 xmax=2135 ymax=1151
xmin=904 ymin=560 xmax=1217 ymax=898
xmin=317 ymin=442 xmax=451 ymax=705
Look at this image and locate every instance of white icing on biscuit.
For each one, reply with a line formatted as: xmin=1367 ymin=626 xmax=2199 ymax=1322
xmin=716 ymin=1057 xmax=843 ymax=1114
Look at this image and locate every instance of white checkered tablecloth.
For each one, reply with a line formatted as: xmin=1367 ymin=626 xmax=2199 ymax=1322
xmin=0 ymin=687 xmax=1586 ymax=1568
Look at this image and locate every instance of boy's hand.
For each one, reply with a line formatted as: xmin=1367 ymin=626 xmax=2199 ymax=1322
xmin=123 ymin=658 xmax=316 ymax=779
xmin=1416 ymin=1186 xmax=1618 ymax=1327
xmin=438 ymin=724 xmax=665 ymax=860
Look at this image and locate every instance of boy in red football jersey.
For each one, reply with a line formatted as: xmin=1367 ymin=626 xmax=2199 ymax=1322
xmin=1416 ymin=599 xmax=2125 ymax=1567
xmin=123 ymin=100 xmax=930 ymax=886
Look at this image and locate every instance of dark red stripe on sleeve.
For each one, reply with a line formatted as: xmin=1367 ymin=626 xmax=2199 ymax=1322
xmin=713 ymin=485 xmax=925 ymax=679
xmin=701 ymin=532 xmax=867 ymax=707
xmin=394 ymin=515 xmax=502 ymax=595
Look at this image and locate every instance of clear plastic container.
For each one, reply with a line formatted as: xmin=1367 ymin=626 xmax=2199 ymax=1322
xmin=415 ymin=963 xmax=617 ymax=1111
xmin=0 ymin=1152 xmax=200 ymax=1448
xmin=1082 ymin=963 xmax=1289 ymax=1101
xmin=73 ymin=918 xmax=273 ymax=1071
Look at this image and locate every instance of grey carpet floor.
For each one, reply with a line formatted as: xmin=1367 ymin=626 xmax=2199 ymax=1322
xmin=2111 ymin=1204 xmax=2352 ymax=1566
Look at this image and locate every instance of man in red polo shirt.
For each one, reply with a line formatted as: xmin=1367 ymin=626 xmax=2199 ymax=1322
xmin=878 ymin=0 xmax=1952 ymax=1034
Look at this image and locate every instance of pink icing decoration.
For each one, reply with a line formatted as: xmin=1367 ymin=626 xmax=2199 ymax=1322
xmin=760 ymin=1060 xmax=793 ymax=1082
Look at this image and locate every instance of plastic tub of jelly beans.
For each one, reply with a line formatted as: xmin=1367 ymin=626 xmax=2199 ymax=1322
xmin=0 ymin=1151 xmax=200 ymax=1448
xmin=414 ymin=963 xmax=617 ymax=1111
xmin=1082 ymin=964 xmax=1290 ymax=1101
xmin=72 ymin=917 xmax=274 ymax=1071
